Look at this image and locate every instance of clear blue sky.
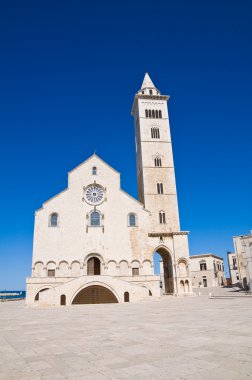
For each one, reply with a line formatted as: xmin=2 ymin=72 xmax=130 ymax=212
xmin=0 ymin=0 xmax=251 ymax=289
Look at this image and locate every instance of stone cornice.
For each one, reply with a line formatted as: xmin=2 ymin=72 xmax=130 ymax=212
xmin=131 ymin=94 xmax=169 ymax=115
xmin=148 ymin=231 xmax=189 ymax=237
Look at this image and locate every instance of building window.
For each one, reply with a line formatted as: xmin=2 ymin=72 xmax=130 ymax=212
xmin=148 ymin=109 xmax=152 ymax=118
xmin=90 ymin=211 xmax=100 ymax=226
xmin=145 ymin=109 xmax=148 ymax=118
xmin=203 ymin=277 xmax=207 ymax=287
xmin=128 ymin=213 xmax=136 ymax=226
xmin=60 ymin=294 xmax=66 ymax=306
xmin=50 ymin=213 xmax=58 ymax=227
xmin=232 ymin=257 xmax=237 ymax=269
xmin=149 ymin=89 xmax=153 ymax=95
xmin=157 ymin=183 xmax=163 ymax=194
xmin=159 ymin=212 xmax=166 ymax=224
xmin=152 ymin=110 xmax=155 ymax=118
xmin=200 ymin=263 xmax=207 ymax=271
xmin=48 ymin=269 xmax=55 ymax=277
xmin=132 ymin=268 xmax=139 ymax=276
xmin=124 ymin=292 xmax=129 ymax=302
xmin=154 ymin=157 xmax=162 ymax=167
xmin=155 ymin=110 xmax=159 ymax=118
xmin=151 ymin=127 xmax=160 ymax=139
xmin=92 ymin=166 xmax=97 ymax=175
xmin=142 ymin=90 xmax=144 ymax=94
xmin=159 ymin=110 xmax=162 ymax=118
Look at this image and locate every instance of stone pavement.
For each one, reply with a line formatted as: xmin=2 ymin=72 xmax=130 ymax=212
xmin=0 ymin=290 xmax=252 ymax=380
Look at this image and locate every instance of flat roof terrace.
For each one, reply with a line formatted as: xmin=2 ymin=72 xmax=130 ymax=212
xmin=0 ymin=291 xmax=251 ymax=380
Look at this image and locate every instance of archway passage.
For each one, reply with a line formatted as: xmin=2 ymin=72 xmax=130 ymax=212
xmin=35 ymin=288 xmax=49 ymax=301
xmin=154 ymin=247 xmax=174 ymax=294
xmin=87 ymin=257 xmax=101 ymax=275
xmin=72 ymin=285 xmax=118 ymax=304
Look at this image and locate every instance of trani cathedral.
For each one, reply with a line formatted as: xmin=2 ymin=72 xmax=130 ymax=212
xmin=26 ymin=73 xmax=192 ymax=306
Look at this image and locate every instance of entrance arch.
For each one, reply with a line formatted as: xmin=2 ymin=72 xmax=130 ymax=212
xmin=72 ymin=285 xmax=118 ymax=304
xmin=154 ymin=246 xmax=174 ymax=294
xmin=87 ymin=257 xmax=101 ymax=275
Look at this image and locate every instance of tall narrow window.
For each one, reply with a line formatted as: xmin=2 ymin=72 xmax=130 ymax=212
xmin=152 ymin=110 xmax=155 ymax=118
xmin=200 ymin=262 xmax=207 ymax=271
xmin=154 ymin=157 xmax=162 ymax=167
xmin=50 ymin=213 xmax=58 ymax=227
xmin=151 ymin=127 xmax=160 ymax=139
xmin=157 ymin=183 xmax=163 ymax=194
xmin=145 ymin=109 xmax=148 ymax=118
xmin=92 ymin=166 xmax=97 ymax=175
xmin=159 ymin=110 xmax=162 ymax=118
xmin=128 ymin=213 xmax=136 ymax=226
xmin=159 ymin=212 xmax=166 ymax=224
xmin=149 ymin=89 xmax=153 ymax=95
xmin=148 ymin=109 xmax=152 ymax=118
xmin=155 ymin=110 xmax=159 ymax=118
xmin=90 ymin=211 xmax=100 ymax=226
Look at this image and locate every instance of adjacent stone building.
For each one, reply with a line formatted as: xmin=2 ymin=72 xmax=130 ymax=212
xmin=190 ymin=254 xmax=225 ymax=288
xmin=26 ymin=73 xmax=192 ymax=306
xmin=232 ymin=231 xmax=252 ymax=290
xmin=227 ymin=251 xmax=240 ymax=285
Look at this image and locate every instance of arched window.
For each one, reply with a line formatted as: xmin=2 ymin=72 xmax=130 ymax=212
xmin=60 ymin=294 xmax=66 ymax=306
xmin=124 ymin=292 xmax=129 ymax=302
xmin=90 ymin=211 xmax=100 ymax=226
xmin=145 ymin=109 xmax=148 ymax=118
xmin=50 ymin=213 xmax=58 ymax=227
xmin=151 ymin=127 xmax=160 ymax=139
xmin=142 ymin=90 xmax=144 ymax=94
xmin=157 ymin=183 xmax=163 ymax=194
xmin=149 ymin=89 xmax=153 ymax=95
xmin=159 ymin=211 xmax=166 ymax=224
xmin=128 ymin=213 xmax=136 ymax=226
xmin=155 ymin=110 xmax=159 ymax=118
xmin=152 ymin=110 xmax=155 ymax=118
xmin=159 ymin=110 xmax=162 ymax=118
xmin=92 ymin=166 xmax=97 ymax=175
xmin=154 ymin=157 xmax=162 ymax=167
xmin=148 ymin=109 xmax=152 ymax=118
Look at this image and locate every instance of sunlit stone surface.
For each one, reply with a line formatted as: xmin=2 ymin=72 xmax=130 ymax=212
xmin=1 ymin=289 xmax=251 ymax=380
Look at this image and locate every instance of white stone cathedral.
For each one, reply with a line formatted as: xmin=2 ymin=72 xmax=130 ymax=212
xmin=26 ymin=73 xmax=192 ymax=306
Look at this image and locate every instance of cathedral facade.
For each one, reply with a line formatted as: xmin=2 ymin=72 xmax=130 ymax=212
xmin=26 ymin=74 xmax=192 ymax=306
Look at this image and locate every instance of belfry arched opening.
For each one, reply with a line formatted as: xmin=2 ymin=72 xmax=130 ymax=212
xmin=154 ymin=247 xmax=174 ymax=294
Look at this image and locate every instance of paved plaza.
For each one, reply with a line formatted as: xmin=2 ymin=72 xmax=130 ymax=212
xmin=0 ymin=291 xmax=252 ymax=380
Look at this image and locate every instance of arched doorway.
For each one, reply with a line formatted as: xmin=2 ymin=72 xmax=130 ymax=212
xmin=72 ymin=285 xmax=118 ymax=304
xmin=154 ymin=247 xmax=174 ymax=294
xmin=87 ymin=257 xmax=101 ymax=275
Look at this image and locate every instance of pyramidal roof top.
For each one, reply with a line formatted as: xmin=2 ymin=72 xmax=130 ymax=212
xmin=141 ymin=72 xmax=156 ymax=89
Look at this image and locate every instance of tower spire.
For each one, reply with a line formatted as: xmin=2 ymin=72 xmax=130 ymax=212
xmin=138 ymin=73 xmax=160 ymax=95
xmin=141 ymin=73 xmax=156 ymax=90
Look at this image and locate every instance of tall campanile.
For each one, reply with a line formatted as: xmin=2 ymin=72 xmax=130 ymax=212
xmin=131 ymin=73 xmax=180 ymax=233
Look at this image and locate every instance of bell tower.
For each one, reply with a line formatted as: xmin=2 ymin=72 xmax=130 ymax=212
xmin=131 ymin=73 xmax=180 ymax=233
